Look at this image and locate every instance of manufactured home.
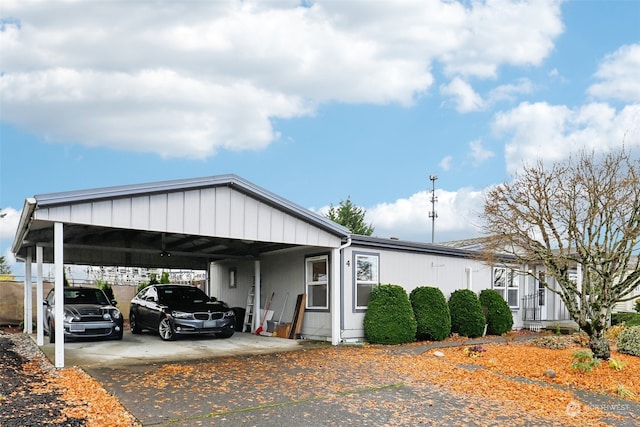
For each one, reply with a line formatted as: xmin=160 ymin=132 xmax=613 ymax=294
xmin=12 ymin=174 xmax=583 ymax=360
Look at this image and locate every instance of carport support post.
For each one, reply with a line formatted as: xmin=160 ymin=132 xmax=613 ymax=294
xmin=331 ymin=247 xmax=340 ymax=345
xmin=253 ymin=260 xmax=261 ymax=332
xmin=23 ymin=248 xmax=33 ymax=334
xmin=54 ymin=222 xmax=65 ymax=368
xmin=36 ymin=245 xmax=44 ymax=346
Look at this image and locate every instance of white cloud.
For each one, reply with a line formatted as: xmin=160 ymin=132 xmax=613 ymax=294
xmin=440 ymin=77 xmax=484 ymax=113
xmin=493 ymin=101 xmax=640 ymax=176
xmin=439 ymin=155 xmax=453 ymax=171
xmin=487 ymin=78 xmax=534 ymax=104
xmin=0 ymin=0 xmax=564 ymax=158
xmin=366 ymin=187 xmax=485 ymax=243
xmin=0 ymin=208 xmax=19 ymax=241
xmin=468 ymin=140 xmax=495 ymax=165
xmin=588 ymin=44 xmax=640 ymax=103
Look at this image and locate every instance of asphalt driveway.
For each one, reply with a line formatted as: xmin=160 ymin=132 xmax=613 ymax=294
xmin=82 ymin=338 xmax=640 ymax=427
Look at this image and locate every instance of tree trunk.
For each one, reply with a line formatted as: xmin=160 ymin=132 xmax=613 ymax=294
xmin=588 ymin=327 xmax=611 ymax=360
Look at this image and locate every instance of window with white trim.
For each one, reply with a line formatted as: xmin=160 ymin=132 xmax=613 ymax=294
xmin=355 ymin=253 xmax=379 ymax=310
xmin=493 ymin=267 xmax=519 ymax=308
xmin=305 ymin=255 xmax=329 ymax=310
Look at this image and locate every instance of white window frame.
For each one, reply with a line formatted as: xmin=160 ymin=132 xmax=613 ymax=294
xmin=305 ymin=255 xmax=329 ymax=311
xmin=354 ymin=252 xmax=379 ymax=311
xmin=493 ymin=266 xmax=519 ymax=309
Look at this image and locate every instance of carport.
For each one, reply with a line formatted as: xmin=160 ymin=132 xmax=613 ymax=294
xmin=11 ymin=174 xmax=350 ymax=367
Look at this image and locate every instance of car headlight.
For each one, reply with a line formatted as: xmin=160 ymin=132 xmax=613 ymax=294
xmin=171 ymin=311 xmax=193 ymax=319
xmin=111 ymin=309 xmax=121 ymax=320
xmin=103 ymin=312 xmax=112 ymax=320
xmin=64 ymin=311 xmax=80 ymax=322
xmin=223 ymin=310 xmax=235 ymax=318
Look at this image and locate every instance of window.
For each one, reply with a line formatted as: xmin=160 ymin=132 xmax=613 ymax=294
xmin=354 ymin=253 xmax=379 ymax=310
xmin=305 ymin=255 xmax=329 ymax=310
xmin=493 ymin=267 xmax=519 ymax=308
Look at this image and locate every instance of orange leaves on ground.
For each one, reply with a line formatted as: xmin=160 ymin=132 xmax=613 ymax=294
xmin=48 ymin=367 xmax=140 ymax=427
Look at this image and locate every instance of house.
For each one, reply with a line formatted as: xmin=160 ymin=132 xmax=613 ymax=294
xmin=12 ymin=174 xmax=570 ymax=365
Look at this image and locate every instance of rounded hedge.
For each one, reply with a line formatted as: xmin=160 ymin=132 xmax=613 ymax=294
xmin=479 ymin=289 xmax=513 ymax=335
xmin=364 ymin=284 xmax=417 ymax=345
xmin=410 ymin=286 xmax=451 ymax=341
xmin=617 ymin=325 xmax=640 ymax=356
xmin=448 ymin=289 xmax=486 ymax=338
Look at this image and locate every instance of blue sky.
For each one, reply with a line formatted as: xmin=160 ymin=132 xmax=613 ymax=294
xmin=1 ymin=0 xmax=639 ymax=275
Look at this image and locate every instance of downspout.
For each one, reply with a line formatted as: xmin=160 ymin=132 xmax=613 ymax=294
xmin=331 ymin=237 xmax=351 ymax=345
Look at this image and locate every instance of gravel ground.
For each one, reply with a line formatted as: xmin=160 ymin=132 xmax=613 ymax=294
xmin=0 ymin=331 xmax=86 ymax=427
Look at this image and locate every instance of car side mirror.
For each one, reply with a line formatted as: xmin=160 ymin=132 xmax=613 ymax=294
xmin=111 ymin=299 xmax=118 ymax=306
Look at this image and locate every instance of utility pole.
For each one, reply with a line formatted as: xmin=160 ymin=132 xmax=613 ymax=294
xmin=428 ymin=175 xmax=438 ymax=243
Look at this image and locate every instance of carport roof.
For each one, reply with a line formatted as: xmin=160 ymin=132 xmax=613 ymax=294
xmin=12 ymin=174 xmax=351 ymax=270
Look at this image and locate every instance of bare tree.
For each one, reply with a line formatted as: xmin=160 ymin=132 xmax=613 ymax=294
xmin=482 ymin=148 xmax=640 ymax=359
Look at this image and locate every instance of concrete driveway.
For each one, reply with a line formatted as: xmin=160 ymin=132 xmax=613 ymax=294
xmin=38 ymin=331 xmax=303 ymax=368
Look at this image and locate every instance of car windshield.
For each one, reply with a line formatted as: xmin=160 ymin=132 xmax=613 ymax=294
xmin=64 ymin=289 xmax=110 ymax=305
xmin=158 ymin=287 xmax=209 ymax=304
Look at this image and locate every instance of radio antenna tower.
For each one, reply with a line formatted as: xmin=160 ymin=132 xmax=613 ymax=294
xmin=428 ymin=175 xmax=438 ymax=243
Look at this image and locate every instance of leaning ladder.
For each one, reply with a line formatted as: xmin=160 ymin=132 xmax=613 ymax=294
xmin=243 ymin=285 xmax=255 ymax=332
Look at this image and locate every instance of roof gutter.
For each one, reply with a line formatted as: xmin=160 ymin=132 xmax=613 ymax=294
xmin=11 ymin=198 xmax=37 ymax=255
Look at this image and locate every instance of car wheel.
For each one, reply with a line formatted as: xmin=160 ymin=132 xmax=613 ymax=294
xmin=216 ymin=328 xmax=234 ymax=339
xmin=129 ymin=312 xmax=141 ymax=334
xmin=48 ymin=320 xmax=55 ymax=344
xmin=158 ymin=317 xmax=175 ymax=341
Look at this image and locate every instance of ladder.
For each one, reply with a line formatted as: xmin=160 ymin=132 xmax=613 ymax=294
xmin=243 ymin=285 xmax=255 ymax=332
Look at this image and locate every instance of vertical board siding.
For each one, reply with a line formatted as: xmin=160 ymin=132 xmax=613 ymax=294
xmin=215 ymin=187 xmax=231 ymax=237
xmin=183 ymin=190 xmax=201 ymax=235
xmin=244 ymin=197 xmax=259 ymax=240
xmin=131 ymin=196 xmax=150 ymax=230
xmin=149 ymin=194 xmax=168 ymax=231
xmin=69 ymin=204 xmax=89 ymax=224
xmin=112 ymin=198 xmax=132 ymax=228
xmin=91 ymin=200 xmax=112 ymax=226
xmin=199 ymin=188 xmax=216 ymax=235
xmin=166 ymin=192 xmax=185 ymax=232
xmin=229 ymin=192 xmax=245 ymax=238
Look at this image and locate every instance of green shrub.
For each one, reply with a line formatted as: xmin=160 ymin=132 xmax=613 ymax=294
xmin=97 ymin=280 xmax=115 ymax=301
xmin=635 ymin=299 xmax=640 ymax=314
xmin=364 ymin=284 xmax=417 ymax=345
xmin=448 ymin=289 xmax=486 ymax=338
xmin=611 ymin=312 xmax=640 ymax=327
xmin=136 ymin=282 xmax=150 ymax=294
xmin=479 ymin=289 xmax=513 ymax=335
xmin=617 ymin=325 xmax=640 ymax=356
xmin=410 ymin=286 xmax=451 ymax=341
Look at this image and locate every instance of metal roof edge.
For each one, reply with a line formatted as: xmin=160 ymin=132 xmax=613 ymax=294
xmin=349 ymin=234 xmax=516 ymax=261
xmin=11 ymin=198 xmax=37 ymax=255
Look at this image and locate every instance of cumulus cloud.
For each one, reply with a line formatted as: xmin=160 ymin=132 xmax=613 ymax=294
xmin=440 ymin=77 xmax=484 ymax=113
xmin=493 ymin=101 xmax=640 ymax=175
xmin=366 ymin=187 xmax=485 ymax=243
xmin=0 ymin=0 xmax=564 ymax=158
xmin=468 ymin=140 xmax=495 ymax=165
xmin=588 ymin=44 xmax=640 ymax=103
xmin=439 ymin=155 xmax=453 ymax=171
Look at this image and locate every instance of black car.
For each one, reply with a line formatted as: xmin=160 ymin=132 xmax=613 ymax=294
xmin=129 ymin=284 xmax=235 ymax=341
xmin=44 ymin=287 xmax=124 ymax=343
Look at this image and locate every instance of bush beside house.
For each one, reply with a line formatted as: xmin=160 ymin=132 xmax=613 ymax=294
xmin=617 ymin=326 xmax=640 ymax=356
xmin=364 ymin=284 xmax=417 ymax=345
xmin=479 ymin=289 xmax=514 ymax=335
xmin=410 ymin=286 xmax=451 ymax=341
xmin=449 ymin=289 xmax=486 ymax=338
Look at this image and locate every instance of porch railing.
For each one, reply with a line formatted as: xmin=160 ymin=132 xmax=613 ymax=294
xmin=521 ymin=291 xmax=571 ymax=322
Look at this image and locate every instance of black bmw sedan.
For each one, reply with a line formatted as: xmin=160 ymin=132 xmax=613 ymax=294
xmin=129 ymin=284 xmax=235 ymax=341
